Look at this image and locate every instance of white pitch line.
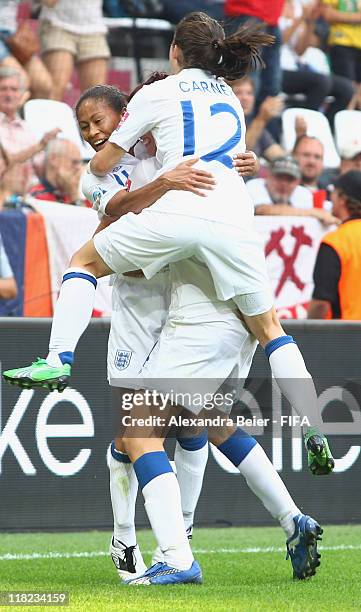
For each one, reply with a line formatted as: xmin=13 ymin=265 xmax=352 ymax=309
xmin=1 ymin=544 xmax=360 ymax=562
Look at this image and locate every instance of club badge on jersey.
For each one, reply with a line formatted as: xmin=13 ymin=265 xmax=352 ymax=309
xmin=114 ymin=349 xmax=132 ymax=370
xmin=92 ymin=187 xmax=106 ymax=211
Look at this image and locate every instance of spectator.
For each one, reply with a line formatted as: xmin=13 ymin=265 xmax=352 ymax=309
xmin=0 ymin=233 xmax=17 ymax=301
xmin=280 ymin=0 xmax=354 ymax=124
xmin=224 ymin=1 xmax=285 ymax=105
xmin=293 ymin=135 xmax=324 ymax=190
xmin=321 ymin=0 xmax=361 ymax=88
xmin=292 ymin=134 xmax=332 ymax=209
xmin=0 ymin=0 xmax=52 ymax=99
xmin=29 ymin=138 xmax=83 ymax=204
xmin=232 ymin=77 xmax=285 ymax=161
xmin=38 ymin=0 xmax=110 ymax=101
xmin=247 ymin=154 xmax=336 ymax=223
xmin=308 ymin=171 xmax=361 ymax=319
xmin=0 ymin=66 xmax=59 ymax=197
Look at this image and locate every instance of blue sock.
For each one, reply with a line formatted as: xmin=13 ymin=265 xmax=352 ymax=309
xmin=176 ymin=429 xmax=208 ymax=451
xmin=133 ymin=451 xmax=173 ymax=489
xmin=264 ymin=335 xmax=296 ymax=359
xmin=218 ymin=428 xmax=257 ymax=467
xmin=110 ymin=441 xmax=131 ymax=463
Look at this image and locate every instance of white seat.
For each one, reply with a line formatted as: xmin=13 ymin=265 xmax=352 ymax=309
xmin=334 ymin=110 xmax=361 ymax=159
xmin=282 ymin=108 xmax=340 ymax=168
xmin=24 ymin=99 xmax=94 ymax=160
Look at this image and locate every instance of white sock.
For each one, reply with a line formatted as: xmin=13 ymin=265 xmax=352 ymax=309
xmin=238 ymin=444 xmax=300 ymax=538
xmin=174 ymin=441 xmax=208 ymax=531
xmin=47 ymin=267 xmax=96 ymax=367
xmin=109 ymin=453 xmax=138 ymax=547
xmin=268 ymin=340 xmax=321 ymax=429
xmin=142 ymin=472 xmax=194 ymax=570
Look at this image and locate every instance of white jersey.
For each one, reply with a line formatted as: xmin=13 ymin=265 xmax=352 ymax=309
xmin=109 ymin=68 xmax=254 ymax=228
xmin=107 ymin=156 xmax=258 ymax=400
xmin=82 ymin=153 xmax=138 ymax=216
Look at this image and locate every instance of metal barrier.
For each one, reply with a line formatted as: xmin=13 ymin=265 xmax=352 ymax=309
xmin=0 ymin=319 xmax=360 ymax=529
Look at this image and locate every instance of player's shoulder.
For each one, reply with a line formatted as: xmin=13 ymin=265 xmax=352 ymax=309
xmin=131 ymin=75 xmax=174 ymax=102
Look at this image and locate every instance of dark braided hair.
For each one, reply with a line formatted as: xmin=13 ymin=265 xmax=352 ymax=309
xmin=173 ymin=12 xmax=274 ymax=81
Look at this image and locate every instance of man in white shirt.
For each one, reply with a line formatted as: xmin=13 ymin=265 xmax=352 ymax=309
xmin=247 ymin=155 xmax=336 ymax=224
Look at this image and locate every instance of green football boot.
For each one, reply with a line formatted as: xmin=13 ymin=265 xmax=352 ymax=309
xmin=304 ymin=426 xmax=335 ymax=476
xmin=3 ymin=358 xmax=71 ymax=392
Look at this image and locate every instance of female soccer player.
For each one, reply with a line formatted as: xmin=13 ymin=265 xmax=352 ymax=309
xmin=76 ymin=84 xmax=323 ymax=585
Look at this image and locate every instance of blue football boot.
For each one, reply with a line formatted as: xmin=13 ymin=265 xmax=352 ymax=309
xmin=126 ymin=560 xmax=202 ymax=586
xmin=286 ymin=514 xmax=323 ymax=579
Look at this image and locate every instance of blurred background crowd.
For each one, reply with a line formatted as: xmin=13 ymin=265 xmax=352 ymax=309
xmin=0 ymin=0 xmax=361 ymax=320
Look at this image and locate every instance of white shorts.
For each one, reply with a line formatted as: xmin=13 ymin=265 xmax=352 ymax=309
xmin=108 ymin=270 xmax=170 ymax=384
xmin=109 ymin=258 xmax=258 ymax=414
xmin=93 ymin=207 xmax=273 ymax=308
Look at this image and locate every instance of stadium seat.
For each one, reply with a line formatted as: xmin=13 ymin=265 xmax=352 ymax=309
xmin=334 ymin=110 xmax=361 ymax=158
xmin=24 ymin=99 xmax=94 ymax=160
xmin=282 ymin=108 xmax=340 ymax=168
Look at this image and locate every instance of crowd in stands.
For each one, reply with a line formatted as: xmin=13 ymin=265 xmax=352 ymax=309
xmin=0 ymin=0 xmax=361 ymax=319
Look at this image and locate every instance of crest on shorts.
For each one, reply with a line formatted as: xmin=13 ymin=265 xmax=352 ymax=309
xmin=114 ymin=349 xmax=132 ymax=371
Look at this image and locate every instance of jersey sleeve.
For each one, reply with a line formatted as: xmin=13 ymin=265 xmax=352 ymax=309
xmin=108 ymin=87 xmax=157 ymax=153
xmin=82 ymin=164 xmax=129 ymax=216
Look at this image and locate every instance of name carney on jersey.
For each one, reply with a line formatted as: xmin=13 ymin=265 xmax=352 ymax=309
xmin=178 ymin=79 xmax=231 ymax=96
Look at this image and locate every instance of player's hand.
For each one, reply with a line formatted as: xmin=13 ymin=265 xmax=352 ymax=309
xmin=162 ymin=158 xmax=216 ymax=197
xmin=233 ymin=151 xmax=260 ymax=176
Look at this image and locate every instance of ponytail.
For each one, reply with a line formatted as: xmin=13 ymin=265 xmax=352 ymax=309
xmin=174 ymin=12 xmax=274 ymax=81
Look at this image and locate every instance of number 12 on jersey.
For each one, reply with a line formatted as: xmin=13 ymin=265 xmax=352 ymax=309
xmin=181 ymin=100 xmax=242 ymax=169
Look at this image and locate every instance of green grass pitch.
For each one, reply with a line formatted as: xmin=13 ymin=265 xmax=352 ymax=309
xmin=1 ymin=526 xmax=361 ymax=611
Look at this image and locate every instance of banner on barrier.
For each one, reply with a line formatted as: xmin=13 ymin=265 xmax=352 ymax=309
xmin=0 ymin=204 xmax=329 ymax=319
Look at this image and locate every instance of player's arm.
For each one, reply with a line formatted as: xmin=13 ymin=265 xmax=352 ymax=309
xmin=91 ymin=88 xmax=156 ymax=177
xmin=90 ymin=141 xmax=126 ymax=177
xmin=105 ymin=159 xmax=215 ymax=217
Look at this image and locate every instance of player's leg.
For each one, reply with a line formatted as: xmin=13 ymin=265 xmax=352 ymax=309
xmin=234 ymin=296 xmax=335 ymax=476
xmin=2 ymin=240 xmax=116 ymax=390
xmin=151 ymin=428 xmax=209 ymax=565
xmin=121 ymin=406 xmax=202 ymax=586
xmin=175 ymin=429 xmax=208 ymax=534
xmin=209 ymin=426 xmax=322 ymax=579
xmin=108 ymin=438 xmax=147 ymax=580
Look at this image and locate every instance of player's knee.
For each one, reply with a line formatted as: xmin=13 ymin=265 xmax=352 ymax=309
xmin=208 ymin=424 xmax=237 ymax=446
